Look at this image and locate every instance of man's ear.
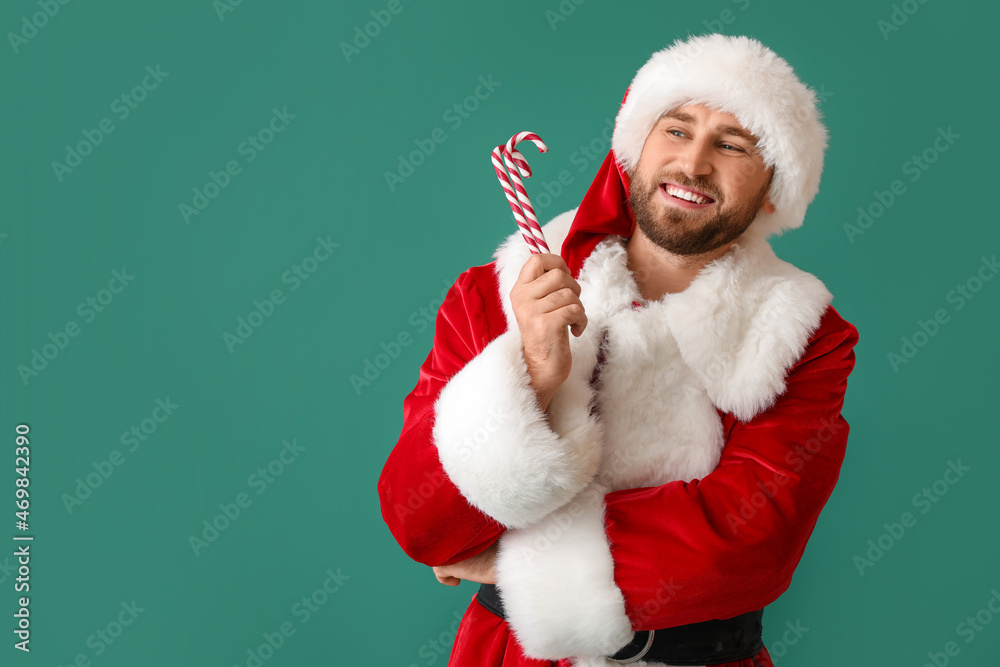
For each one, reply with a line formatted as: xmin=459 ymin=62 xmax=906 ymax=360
xmin=762 ymin=194 xmax=776 ymax=214
xmin=761 ymin=168 xmax=776 ymax=214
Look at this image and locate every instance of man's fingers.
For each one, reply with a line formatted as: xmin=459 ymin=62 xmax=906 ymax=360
xmin=541 ymin=286 xmax=583 ymax=312
xmin=518 ymin=263 xmax=581 ymax=301
xmin=515 ymin=252 xmax=573 ymax=286
xmin=532 ymin=264 xmax=582 ymax=296
xmin=553 ymin=303 xmax=588 ymax=336
xmin=433 ymin=567 xmax=462 ymax=586
xmin=430 ymin=541 xmax=499 ymax=586
xmin=565 ymin=304 xmax=589 ymax=336
xmin=515 ymin=273 xmax=584 ymax=318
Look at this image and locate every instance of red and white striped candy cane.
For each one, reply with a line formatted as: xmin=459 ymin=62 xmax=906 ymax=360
xmin=491 ymin=131 xmax=550 ymax=254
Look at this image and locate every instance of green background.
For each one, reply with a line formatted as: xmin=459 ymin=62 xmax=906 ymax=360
xmin=2 ymin=0 xmax=997 ymax=664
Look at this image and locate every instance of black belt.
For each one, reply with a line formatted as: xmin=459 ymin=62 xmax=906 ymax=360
xmin=475 ymin=583 xmax=764 ymax=664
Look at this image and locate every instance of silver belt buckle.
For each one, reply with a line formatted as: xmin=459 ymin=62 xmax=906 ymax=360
xmin=608 ymin=629 xmax=655 ymax=664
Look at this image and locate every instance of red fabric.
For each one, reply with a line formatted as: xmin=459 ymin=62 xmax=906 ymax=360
xmin=561 ymin=88 xmax=635 ymax=281
xmin=377 ymin=259 xmax=859 ymax=666
xmin=605 ymin=311 xmax=858 ymax=630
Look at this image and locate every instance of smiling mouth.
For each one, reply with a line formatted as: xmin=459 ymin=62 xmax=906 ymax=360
xmin=660 ymin=182 xmax=716 ymax=205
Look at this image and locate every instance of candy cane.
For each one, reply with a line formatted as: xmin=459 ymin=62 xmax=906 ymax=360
xmin=501 ymin=133 xmax=549 ymax=252
xmin=491 ymin=132 xmax=550 ymax=254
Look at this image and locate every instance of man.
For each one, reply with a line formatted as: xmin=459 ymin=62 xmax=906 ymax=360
xmin=378 ymin=33 xmax=859 ymax=666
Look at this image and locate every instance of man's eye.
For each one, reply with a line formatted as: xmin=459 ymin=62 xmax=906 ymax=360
xmin=668 ymin=130 xmax=686 ymax=138
xmin=720 ymin=143 xmax=744 ymax=152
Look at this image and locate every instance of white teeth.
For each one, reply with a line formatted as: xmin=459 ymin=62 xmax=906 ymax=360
xmin=665 ymin=185 xmax=711 ymax=205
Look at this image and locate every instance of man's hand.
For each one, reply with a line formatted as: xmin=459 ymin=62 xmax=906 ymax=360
xmin=510 ymin=253 xmax=588 ymax=412
xmin=432 ymin=541 xmax=499 ymax=586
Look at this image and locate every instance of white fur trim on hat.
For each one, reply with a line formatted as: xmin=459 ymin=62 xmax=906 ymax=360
xmin=612 ymin=33 xmax=829 ymax=241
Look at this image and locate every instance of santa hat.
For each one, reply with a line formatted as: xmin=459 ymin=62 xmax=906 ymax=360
xmin=562 ymin=33 xmax=829 ymax=279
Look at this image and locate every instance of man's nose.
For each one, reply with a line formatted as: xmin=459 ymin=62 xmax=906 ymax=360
xmin=673 ymin=138 xmax=714 ymax=178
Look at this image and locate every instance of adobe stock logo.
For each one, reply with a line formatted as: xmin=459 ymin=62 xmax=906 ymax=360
xmin=231 ymin=567 xmax=349 ymax=667
xmin=350 ymin=278 xmax=457 ymax=395
xmin=383 ymin=75 xmax=502 ymax=192
xmin=768 ymin=619 xmax=809 ymax=664
xmin=16 ymin=267 xmax=135 ymax=386
xmin=222 ymin=235 xmax=339 ymax=353
xmin=887 ymin=254 xmax=997 ymax=372
xmin=51 ymin=66 xmax=170 ymax=182
xmin=7 ymin=0 xmax=72 ymax=54
xmin=54 ymin=600 xmax=145 ymax=664
xmin=61 ymin=397 xmax=180 ymax=515
xmin=843 ymin=126 xmax=959 ymax=244
xmin=921 ymin=588 xmax=1000 ymax=667
xmin=391 ymin=469 xmax=448 ymax=523
xmin=339 ymin=0 xmax=418 ymax=63
xmin=407 ymin=609 xmax=467 ymax=666
xmin=724 ymin=416 xmax=844 ymax=534
xmin=877 ymin=0 xmax=931 ymax=40
xmin=188 ymin=438 xmax=306 ymax=556
xmin=852 ymin=459 xmax=970 ymax=577
xmin=213 ymin=0 xmax=245 ymax=21
xmin=178 ymin=107 xmax=296 ymax=225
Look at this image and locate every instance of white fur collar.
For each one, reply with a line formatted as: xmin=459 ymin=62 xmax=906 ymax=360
xmin=491 ymin=209 xmax=833 ymax=422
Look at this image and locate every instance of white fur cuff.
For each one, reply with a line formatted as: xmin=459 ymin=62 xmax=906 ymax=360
xmin=432 ymin=328 xmax=602 ymax=529
xmin=495 ymin=482 xmax=634 ymax=660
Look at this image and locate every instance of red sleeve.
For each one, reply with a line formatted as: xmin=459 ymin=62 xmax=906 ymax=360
xmin=377 ymin=267 xmax=506 ymax=567
xmin=604 ymin=305 xmax=860 ymax=629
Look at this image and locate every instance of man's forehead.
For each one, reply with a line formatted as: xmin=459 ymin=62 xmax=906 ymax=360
xmin=657 ymin=103 xmax=761 ymax=145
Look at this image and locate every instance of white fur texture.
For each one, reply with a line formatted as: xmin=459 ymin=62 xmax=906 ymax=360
xmin=611 ymin=33 xmax=829 ymax=242
xmin=482 ymin=211 xmax=832 ymax=661
xmin=432 ymin=325 xmax=604 ymax=529
xmin=495 ymin=482 xmax=634 ymax=659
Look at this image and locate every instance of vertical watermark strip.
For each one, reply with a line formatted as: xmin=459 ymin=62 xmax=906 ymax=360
xmin=13 ymin=423 xmax=33 ymax=652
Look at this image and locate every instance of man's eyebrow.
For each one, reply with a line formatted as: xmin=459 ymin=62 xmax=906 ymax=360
xmin=659 ymin=110 xmax=760 ymax=144
xmin=660 ymin=110 xmax=696 ymax=124
xmin=718 ymin=124 xmax=759 ymax=144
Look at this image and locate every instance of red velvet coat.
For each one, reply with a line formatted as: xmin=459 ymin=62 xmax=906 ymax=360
xmin=378 ymin=210 xmax=859 ymax=665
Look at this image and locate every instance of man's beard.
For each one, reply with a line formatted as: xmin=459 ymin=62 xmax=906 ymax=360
xmin=628 ymin=167 xmax=770 ymax=256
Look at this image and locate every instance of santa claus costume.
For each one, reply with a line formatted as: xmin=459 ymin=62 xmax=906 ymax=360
xmin=378 ymin=34 xmax=860 ymax=667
